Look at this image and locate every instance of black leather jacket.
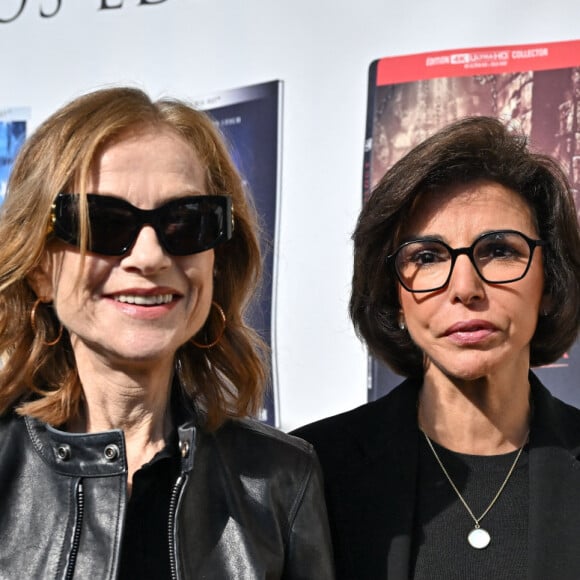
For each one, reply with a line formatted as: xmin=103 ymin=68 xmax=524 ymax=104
xmin=0 ymin=408 xmax=334 ymax=579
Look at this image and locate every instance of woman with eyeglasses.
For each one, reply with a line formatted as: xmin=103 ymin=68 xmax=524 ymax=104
xmin=293 ymin=116 xmax=580 ymax=579
xmin=0 ymin=87 xmax=333 ymax=579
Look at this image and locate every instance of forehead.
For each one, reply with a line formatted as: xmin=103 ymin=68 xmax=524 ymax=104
xmin=402 ymin=180 xmax=537 ymax=240
xmin=86 ymin=126 xmax=206 ymax=196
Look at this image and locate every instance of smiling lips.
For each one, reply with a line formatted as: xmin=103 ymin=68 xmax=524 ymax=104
xmin=106 ymin=290 xmax=181 ymax=321
xmin=115 ymin=293 xmax=174 ymax=306
xmin=107 ymin=286 xmax=181 ymax=308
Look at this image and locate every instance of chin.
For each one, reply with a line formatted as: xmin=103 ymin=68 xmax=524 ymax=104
xmin=446 ymin=369 xmax=490 ymax=383
xmin=428 ymin=354 xmax=499 ymax=383
xmin=105 ymin=339 xmax=178 ymax=367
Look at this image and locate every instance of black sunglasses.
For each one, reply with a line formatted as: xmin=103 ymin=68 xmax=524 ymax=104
xmin=51 ymin=193 xmax=234 ymax=256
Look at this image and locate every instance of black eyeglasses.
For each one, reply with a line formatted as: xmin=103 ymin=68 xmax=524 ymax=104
xmin=50 ymin=193 xmax=234 ymax=256
xmin=388 ymin=229 xmax=546 ymax=293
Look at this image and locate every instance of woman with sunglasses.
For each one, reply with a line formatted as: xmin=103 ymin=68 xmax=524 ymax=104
xmin=0 ymin=87 xmax=333 ymax=579
xmin=293 ymin=116 xmax=580 ymax=579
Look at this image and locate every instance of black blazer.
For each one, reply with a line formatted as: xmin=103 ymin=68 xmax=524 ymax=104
xmin=292 ymin=373 xmax=580 ymax=580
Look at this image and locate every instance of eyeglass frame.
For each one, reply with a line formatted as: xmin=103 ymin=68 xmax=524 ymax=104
xmin=387 ymin=229 xmax=547 ymax=293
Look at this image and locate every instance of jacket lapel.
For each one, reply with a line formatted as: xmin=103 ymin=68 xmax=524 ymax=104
xmin=528 ymin=375 xmax=580 ymax=580
xmin=326 ymin=379 xmax=421 ymax=580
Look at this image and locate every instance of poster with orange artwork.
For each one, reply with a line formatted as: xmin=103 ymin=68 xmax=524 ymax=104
xmin=363 ymin=39 xmax=580 ymax=405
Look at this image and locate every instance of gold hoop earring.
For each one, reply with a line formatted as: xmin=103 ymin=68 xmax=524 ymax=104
xmin=30 ymin=298 xmax=63 ymax=347
xmin=190 ymin=301 xmax=226 ymax=349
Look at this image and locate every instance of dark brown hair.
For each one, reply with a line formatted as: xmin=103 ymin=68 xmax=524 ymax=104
xmin=350 ymin=115 xmax=580 ymax=377
xmin=0 ymin=86 xmax=267 ymax=429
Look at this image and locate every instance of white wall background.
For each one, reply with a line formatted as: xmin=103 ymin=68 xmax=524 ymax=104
xmin=1 ymin=0 xmax=579 ymax=430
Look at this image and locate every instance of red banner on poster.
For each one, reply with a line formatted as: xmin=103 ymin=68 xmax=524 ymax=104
xmin=376 ymin=39 xmax=580 ymax=85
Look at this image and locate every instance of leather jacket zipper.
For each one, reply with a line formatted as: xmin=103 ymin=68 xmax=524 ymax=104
xmin=168 ymin=474 xmax=187 ymax=580
xmin=65 ymin=480 xmax=85 ymax=580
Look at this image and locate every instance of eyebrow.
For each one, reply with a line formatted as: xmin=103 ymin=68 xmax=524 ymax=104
xmin=398 ymin=229 xmax=531 ymax=246
xmin=398 ymin=233 xmax=445 ymax=245
xmin=83 ymin=190 xmax=206 ymax=204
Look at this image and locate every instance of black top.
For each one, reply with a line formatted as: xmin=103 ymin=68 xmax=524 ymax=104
xmin=412 ymin=434 xmax=529 ymax=580
xmin=117 ymin=437 xmax=181 ymax=580
xmin=292 ymin=375 xmax=580 ymax=580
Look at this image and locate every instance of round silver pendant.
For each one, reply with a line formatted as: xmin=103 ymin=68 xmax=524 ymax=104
xmin=467 ymin=527 xmax=491 ymax=549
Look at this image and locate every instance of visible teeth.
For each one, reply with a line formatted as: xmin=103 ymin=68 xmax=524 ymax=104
xmin=115 ymin=294 xmax=173 ymax=305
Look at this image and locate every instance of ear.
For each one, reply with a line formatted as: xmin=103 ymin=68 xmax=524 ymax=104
xmin=398 ymin=310 xmax=406 ymax=330
xmin=540 ymin=293 xmax=552 ymax=316
xmin=26 ymin=254 xmax=55 ymax=301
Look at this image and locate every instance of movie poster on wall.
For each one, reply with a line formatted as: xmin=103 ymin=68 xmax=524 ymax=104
xmin=0 ymin=107 xmax=28 ymax=205
xmin=363 ymin=39 xmax=580 ymax=406
xmin=194 ymin=80 xmax=283 ymax=426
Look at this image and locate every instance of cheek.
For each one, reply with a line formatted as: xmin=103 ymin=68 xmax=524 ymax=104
xmin=399 ymin=291 xmax=444 ymax=349
xmin=51 ymin=253 xmax=112 ymax=304
xmin=508 ymin=261 xmax=544 ymax=317
xmin=182 ymin=252 xmax=215 ymax=295
xmin=399 ymin=290 xmax=427 ymax=323
xmin=182 ymin=255 xmax=215 ymax=332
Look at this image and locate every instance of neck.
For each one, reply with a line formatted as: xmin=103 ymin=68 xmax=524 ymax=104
xmin=69 ymin=353 xmax=175 ymax=493
xmin=418 ymin=369 xmax=531 ymax=455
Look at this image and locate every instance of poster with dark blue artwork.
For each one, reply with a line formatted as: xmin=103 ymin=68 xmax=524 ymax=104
xmin=0 ymin=108 xmax=29 ymax=204
xmin=195 ymin=81 xmax=282 ymax=426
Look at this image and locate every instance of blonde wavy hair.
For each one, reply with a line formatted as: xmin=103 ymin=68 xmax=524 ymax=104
xmin=0 ymin=86 xmax=267 ymax=430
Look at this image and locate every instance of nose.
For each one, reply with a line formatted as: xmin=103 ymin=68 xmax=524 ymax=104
xmin=447 ymin=254 xmax=486 ymax=304
xmin=121 ymin=225 xmax=171 ymax=274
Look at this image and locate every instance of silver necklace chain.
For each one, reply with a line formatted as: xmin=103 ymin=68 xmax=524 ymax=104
xmin=422 ymin=429 xmax=528 ymax=528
